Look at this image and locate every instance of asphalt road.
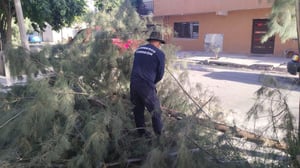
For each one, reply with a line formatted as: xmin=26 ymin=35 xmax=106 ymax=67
xmin=171 ymin=63 xmax=300 ymax=138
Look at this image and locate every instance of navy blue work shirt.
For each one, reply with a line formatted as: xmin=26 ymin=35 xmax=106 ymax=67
xmin=130 ymin=43 xmax=165 ymax=88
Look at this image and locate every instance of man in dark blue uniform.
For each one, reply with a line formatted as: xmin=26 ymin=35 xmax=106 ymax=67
xmin=130 ymin=31 xmax=165 ymax=137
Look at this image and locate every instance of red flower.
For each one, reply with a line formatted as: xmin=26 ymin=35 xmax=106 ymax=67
xmin=112 ymin=38 xmax=141 ymax=51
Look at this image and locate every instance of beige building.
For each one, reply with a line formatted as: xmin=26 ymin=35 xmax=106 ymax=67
xmin=151 ymin=0 xmax=297 ymax=56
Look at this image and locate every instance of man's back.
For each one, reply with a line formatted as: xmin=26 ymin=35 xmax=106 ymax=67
xmin=130 ymin=43 xmax=165 ymax=87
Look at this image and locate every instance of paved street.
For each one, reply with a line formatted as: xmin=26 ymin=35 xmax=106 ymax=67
xmin=172 ymin=61 xmax=300 ymax=139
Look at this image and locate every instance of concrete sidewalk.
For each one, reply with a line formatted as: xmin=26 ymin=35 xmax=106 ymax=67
xmin=176 ymin=51 xmax=290 ymax=73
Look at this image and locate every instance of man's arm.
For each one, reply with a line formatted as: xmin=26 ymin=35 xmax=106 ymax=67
xmin=155 ymin=52 xmax=165 ymax=84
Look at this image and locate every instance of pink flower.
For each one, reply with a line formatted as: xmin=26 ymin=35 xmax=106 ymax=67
xmin=112 ymin=38 xmax=139 ymax=51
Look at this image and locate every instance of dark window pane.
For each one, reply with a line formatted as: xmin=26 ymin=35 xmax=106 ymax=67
xmin=174 ymin=22 xmax=199 ymax=39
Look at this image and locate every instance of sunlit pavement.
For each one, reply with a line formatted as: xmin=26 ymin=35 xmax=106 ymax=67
xmin=176 ymin=51 xmax=290 ymax=73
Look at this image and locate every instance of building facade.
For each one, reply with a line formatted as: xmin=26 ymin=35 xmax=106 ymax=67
xmin=151 ymin=0 xmax=297 ymax=56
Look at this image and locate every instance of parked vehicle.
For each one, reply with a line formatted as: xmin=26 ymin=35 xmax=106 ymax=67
xmin=287 ymin=54 xmax=300 ymax=78
xmin=28 ymin=34 xmax=42 ymax=43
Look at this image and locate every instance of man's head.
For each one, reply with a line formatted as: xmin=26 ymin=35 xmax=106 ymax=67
xmin=147 ymin=31 xmax=165 ymax=48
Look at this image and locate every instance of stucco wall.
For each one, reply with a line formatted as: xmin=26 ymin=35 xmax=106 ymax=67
xmin=154 ymin=0 xmax=273 ymax=16
xmin=161 ymin=8 xmax=297 ymax=56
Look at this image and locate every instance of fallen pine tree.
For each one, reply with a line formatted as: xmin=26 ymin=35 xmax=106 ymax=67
xmin=88 ymin=97 xmax=287 ymax=151
xmin=0 ymin=1 xmax=296 ymax=167
xmin=164 ymin=107 xmax=287 ymax=151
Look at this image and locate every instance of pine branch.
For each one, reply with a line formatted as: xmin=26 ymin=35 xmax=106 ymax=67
xmin=164 ymin=107 xmax=288 ymax=151
xmin=192 ymin=96 xmax=214 ymax=118
xmin=88 ymin=97 xmax=107 ymax=108
xmin=184 ymin=135 xmax=222 ymax=163
xmin=0 ymin=110 xmax=24 ymax=129
xmin=101 ymin=147 xmax=251 ymax=168
xmin=87 ymin=95 xmax=288 ymax=151
xmin=101 ymin=158 xmax=143 ymax=168
xmin=54 ymin=90 xmax=90 ymax=95
xmin=166 ymin=67 xmax=211 ymax=119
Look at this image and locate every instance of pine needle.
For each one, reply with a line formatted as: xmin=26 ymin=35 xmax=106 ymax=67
xmin=0 ymin=110 xmax=25 ymax=129
xmin=165 ymin=66 xmax=211 ymax=119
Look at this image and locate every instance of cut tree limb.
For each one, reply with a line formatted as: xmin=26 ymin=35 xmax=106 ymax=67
xmin=164 ymin=107 xmax=288 ymax=151
xmin=88 ymin=97 xmax=288 ymax=151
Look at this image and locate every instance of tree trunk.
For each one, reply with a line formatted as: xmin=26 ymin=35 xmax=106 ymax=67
xmin=5 ymin=14 xmax=12 ymax=48
xmin=295 ymin=0 xmax=300 ymax=139
xmin=296 ymin=0 xmax=300 ymax=52
xmin=13 ymin=0 xmax=29 ymax=50
xmin=0 ymin=0 xmax=13 ymax=47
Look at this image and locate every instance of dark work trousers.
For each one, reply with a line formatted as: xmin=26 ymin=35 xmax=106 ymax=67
xmin=130 ymin=82 xmax=163 ymax=136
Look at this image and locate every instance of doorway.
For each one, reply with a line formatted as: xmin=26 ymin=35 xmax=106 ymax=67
xmin=251 ymin=19 xmax=275 ymax=54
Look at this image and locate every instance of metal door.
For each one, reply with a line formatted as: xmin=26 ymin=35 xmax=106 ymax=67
xmin=251 ymin=19 xmax=275 ymax=54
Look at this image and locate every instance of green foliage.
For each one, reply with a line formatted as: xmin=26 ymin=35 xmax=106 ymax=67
xmin=141 ymin=148 xmax=169 ymax=168
xmin=0 ymin=0 xmax=292 ymax=167
xmin=5 ymin=46 xmax=50 ymax=77
xmin=247 ymin=85 xmax=294 ymax=139
xmin=263 ymin=0 xmax=297 ymax=42
xmin=0 ymin=0 xmax=86 ymax=46
xmin=22 ymin=0 xmax=86 ymax=31
xmin=95 ymin=0 xmax=123 ymax=13
xmin=247 ymin=76 xmax=297 ymax=167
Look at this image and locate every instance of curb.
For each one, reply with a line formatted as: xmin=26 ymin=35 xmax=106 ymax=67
xmin=178 ymin=57 xmax=288 ymax=73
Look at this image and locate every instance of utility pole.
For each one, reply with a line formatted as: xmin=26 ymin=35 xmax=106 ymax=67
xmin=296 ymin=0 xmax=300 ymax=52
xmin=13 ymin=0 xmax=29 ymax=51
xmin=296 ymin=0 xmax=300 ymax=140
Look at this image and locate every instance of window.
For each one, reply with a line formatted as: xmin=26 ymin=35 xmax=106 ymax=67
xmin=174 ymin=22 xmax=199 ymax=39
